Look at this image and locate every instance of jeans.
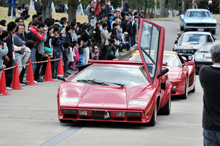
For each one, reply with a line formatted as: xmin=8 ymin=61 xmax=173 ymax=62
xmin=129 ymin=35 xmax=135 ymax=47
xmin=8 ymin=3 xmax=12 ymax=17
xmin=203 ymin=129 xmax=220 ymax=146
xmin=31 ymin=48 xmax=37 ymax=75
xmin=15 ymin=53 xmax=22 ymax=75
xmin=13 ymin=5 xmax=16 ymax=17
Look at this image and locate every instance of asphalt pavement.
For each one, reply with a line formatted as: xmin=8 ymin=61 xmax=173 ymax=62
xmin=0 ymin=20 xmax=214 ymax=146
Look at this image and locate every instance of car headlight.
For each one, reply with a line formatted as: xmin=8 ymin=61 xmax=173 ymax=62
xmin=129 ymin=100 xmax=148 ymax=106
xmin=60 ymin=97 xmax=79 ymax=103
xmin=195 ymin=54 xmax=203 ymax=59
xmin=172 ymin=83 xmax=177 ymax=89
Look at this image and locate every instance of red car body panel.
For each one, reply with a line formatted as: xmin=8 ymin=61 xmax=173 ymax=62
xmin=57 ymin=19 xmax=172 ymax=124
xmin=127 ymin=51 xmax=196 ymax=96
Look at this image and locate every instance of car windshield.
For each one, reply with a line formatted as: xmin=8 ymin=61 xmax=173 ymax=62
xmin=187 ymin=11 xmax=211 ymax=18
xmin=178 ymin=34 xmax=213 ymax=43
xmin=129 ymin=52 xmax=181 ymax=67
xmin=72 ymin=66 xmax=149 ymax=87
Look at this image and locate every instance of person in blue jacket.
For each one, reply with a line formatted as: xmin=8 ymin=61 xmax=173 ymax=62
xmin=7 ymin=0 xmax=17 ymax=18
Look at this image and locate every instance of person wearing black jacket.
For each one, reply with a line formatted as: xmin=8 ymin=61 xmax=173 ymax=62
xmin=99 ymin=4 xmax=106 ymax=20
xmin=123 ymin=0 xmax=130 ymax=15
xmin=122 ymin=15 xmax=128 ymax=33
xmin=93 ymin=22 xmax=101 ymax=44
xmin=80 ymin=25 xmax=95 ymax=64
xmin=5 ymin=22 xmax=16 ymax=89
xmin=126 ymin=16 xmax=136 ymax=47
xmin=21 ymin=5 xmax=30 ymax=20
xmin=199 ymin=42 xmax=220 ymax=145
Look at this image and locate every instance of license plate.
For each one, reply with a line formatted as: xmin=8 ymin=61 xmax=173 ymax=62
xmin=198 ymin=29 xmax=204 ymax=31
xmin=92 ymin=111 xmax=111 ymax=119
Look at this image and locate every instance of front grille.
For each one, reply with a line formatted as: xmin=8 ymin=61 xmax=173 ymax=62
xmin=176 ymin=49 xmax=196 ymax=54
xmin=189 ymin=70 xmax=195 ymax=87
xmin=186 ymin=23 xmax=216 ymax=27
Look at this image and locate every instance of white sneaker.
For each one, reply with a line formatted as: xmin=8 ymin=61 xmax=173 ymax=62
xmin=6 ymin=87 xmax=13 ymax=90
xmin=8 ymin=16 xmax=12 ymax=18
xmin=34 ymin=80 xmax=37 ymax=83
xmin=20 ymin=84 xmax=23 ymax=87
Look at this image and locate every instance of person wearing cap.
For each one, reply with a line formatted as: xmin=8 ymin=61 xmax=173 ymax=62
xmin=120 ymin=31 xmax=130 ymax=52
xmin=126 ymin=16 xmax=136 ymax=47
xmin=99 ymin=4 xmax=106 ymax=20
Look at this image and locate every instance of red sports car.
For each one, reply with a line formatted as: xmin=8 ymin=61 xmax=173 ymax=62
xmin=127 ymin=51 xmax=196 ymax=99
xmin=57 ymin=19 xmax=172 ymax=126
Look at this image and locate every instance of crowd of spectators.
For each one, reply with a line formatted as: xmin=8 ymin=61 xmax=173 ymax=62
xmin=0 ymin=0 xmax=143 ymax=91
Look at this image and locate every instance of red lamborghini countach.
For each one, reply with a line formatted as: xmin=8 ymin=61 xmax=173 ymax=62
xmin=128 ymin=51 xmax=196 ymax=99
xmin=57 ymin=19 xmax=172 ymax=126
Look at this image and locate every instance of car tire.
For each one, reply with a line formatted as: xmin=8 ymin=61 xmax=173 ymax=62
xmin=180 ymin=25 xmax=183 ymax=31
xmin=181 ymin=77 xmax=188 ymax=99
xmin=158 ymin=92 xmax=171 ymax=115
xmin=59 ymin=119 xmax=73 ymax=123
xmin=211 ymin=30 xmax=216 ymax=35
xmin=146 ymin=103 xmax=157 ymax=126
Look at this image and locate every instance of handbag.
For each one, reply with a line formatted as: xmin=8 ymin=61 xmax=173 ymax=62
xmin=45 ymin=46 xmax=52 ymax=53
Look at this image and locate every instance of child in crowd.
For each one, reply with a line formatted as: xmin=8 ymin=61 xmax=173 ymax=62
xmin=16 ymin=6 xmax=23 ymax=18
xmin=91 ymin=43 xmax=99 ymax=60
xmin=78 ymin=40 xmax=84 ymax=66
xmin=72 ymin=41 xmax=79 ymax=70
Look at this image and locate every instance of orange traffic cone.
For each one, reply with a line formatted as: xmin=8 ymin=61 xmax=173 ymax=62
xmin=0 ymin=71 xmax=11 ymax=95
xmin=10 ymin=62 xmax=23 ymax=90
xmin=44 ymin=57 xmax=55 ymax=82
xmin=57 ymin=56 xmax=64 ymax=76
xmin=26 ymin=59 xmax=38 ymax=85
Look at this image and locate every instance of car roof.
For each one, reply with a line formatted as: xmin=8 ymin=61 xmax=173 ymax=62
xmin=182 ymin=31 xmax=212 ymax=35
xmin=186 ymin=9 xmax=210 ymax=12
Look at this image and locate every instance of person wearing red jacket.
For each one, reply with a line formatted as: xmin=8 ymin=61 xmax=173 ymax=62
xmin=94 ymin=0 xmax=101 ymax=20
xmin=27 ymin=19 xmax=45 ymax=81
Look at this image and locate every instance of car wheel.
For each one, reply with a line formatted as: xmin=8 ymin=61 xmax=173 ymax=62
xmin=211 ymin=30 xmax=216 ymax=35
xmin=180 ymin=25 xmax=183 ymax=31
xmin=181 ymin=77 xmax=188 ymax=99
xmin=158 ymin=92 xmax=171 ymax=115
xmin=59 ymin=119 xmax=73 ymax=123
xmin=146 ymin=103 xmax=157 ymax=126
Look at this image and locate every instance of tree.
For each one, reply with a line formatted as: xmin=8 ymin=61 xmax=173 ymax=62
xmin=68 ymin=0 xmax=81 ymax=25
xmin=160 ymin=0 xmax=166 ymax=17
xmin=42 ymin=0 xmax=52 ymax=22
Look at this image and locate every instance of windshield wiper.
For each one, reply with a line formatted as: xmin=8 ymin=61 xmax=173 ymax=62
xmin=77 ymin=79 xmax=125 ymax=87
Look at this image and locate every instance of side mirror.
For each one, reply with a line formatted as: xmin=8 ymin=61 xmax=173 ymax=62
xmin=187 ymin=61 xmax=195 ymax=65
xmin=57 ymin=75 xmax=66 ymax=81
xmin=182 ymin=56 xmax=187 ymax=62
xmin=180 ymin=14 xmax=184 ymax=19
xmin=157 ymin=68 xmax=169 ymax=78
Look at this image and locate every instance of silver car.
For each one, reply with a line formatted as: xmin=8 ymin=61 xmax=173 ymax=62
xmin=193 ymin=42 xmax=213 ymax=74
xmin=173 ymin=31 xmax=215 ymax=60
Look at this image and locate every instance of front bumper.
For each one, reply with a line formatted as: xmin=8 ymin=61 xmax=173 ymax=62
xmin=185 ymin=25 xmax=216 ymax=31
xmin=58 ymin=107 xmax=151 ymax=124
xmin=170 ymin=80 xmax=185 ymax=96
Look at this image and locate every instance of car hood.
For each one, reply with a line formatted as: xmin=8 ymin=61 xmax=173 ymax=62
xmin=59 ymin=82 xmax=154 ymax=110
xmin=167 ymin=66 xmax=182 ymax=81
xmin=175 ymin=42 xmax=205 ymax=50
xmin=185 ymin=17 xmax=217 ymax=23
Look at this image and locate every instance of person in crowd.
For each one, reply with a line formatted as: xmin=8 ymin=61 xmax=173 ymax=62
xmin=199 ymin=42 xmax=220 ymax=145
xmin=174 ymin=32 xmax=182 ymax=44
xmin=15 ymin=17 xmax=24 ymax=25
xmin=94 ymin=0 xmax=101 ymax=20
xmin=78 ymin=39 xmax=84 ymax=66
xmin=0 ymin=20 xmax=7 ymax=30
xmin=122 ymin=15 xmax=128 ymax=33
xmin=120 ymin=31 xmax=130 ymax=52
xmin=116 ymin=19 xmax=123 ymax=38
xmin=105 ymin=0 xmax=111 ymax=15
xmin=107 ymin=38 xmax=116 ymax=60
xmin=44 ymin=18 xmax=54 ymax=27
xmin=90 ymin=43 xmax=99 ymax=60
xmin=63 ymin=41 xmax=71 ymax=77
xmin=126 ymin=16 xmax=136 ymax=47
xmin=16 ymin=6 xmax=22 ymax=18
xmin=100 ymin=23 xmax=111 ymax=60
xmin=71 ymin=28 xmax=80 ymax=42
xmin=28 ymin=14 xmax=38 ymax=28
xmin=88 ymin=7 xmax=95 ymax=25
xmin=94 ymin=22 xmax=101 ymax=44
xmin=27 ymin=19 xmax=45 ymax=77
xmin=99 ymin=4 xmax=106 ymax=20
xmin=34 ymin=22 xmax=47 ymax=82
xmin=86 ymin=0 xmax=94 ymax=15
xmin=7 ymin=0 xmax=16 ymax=18
xmin=37 ymin=12 xmax=42 ymax=21
xmin=20 ymin=5 xmax=30 ymax=20
xmin=0 ymin=39 xmax=8 ymax=71
xmin=207 ymin=0 xmax=213 ymax=13
xmin=51 ymin=25 xmax=65 ymax=78
xmin=107 ymin=14 xmax=112 ymax=32
xmin=5 ymin=22 xmax=16 ymax=89
xmin=123 ymin=0 xmax=130 ymax=15
xmin=80 ymin=25 xmax=95 ymax=64
xmin=60 ymin=17 xmax=67 ymax=31
xmin=72 ymin=41 xmax=79 ymax=70
xmin=0 ymin=25 xmax=4 ymax=35
xmin=34 ymin=0 xmax=42 ymax=14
